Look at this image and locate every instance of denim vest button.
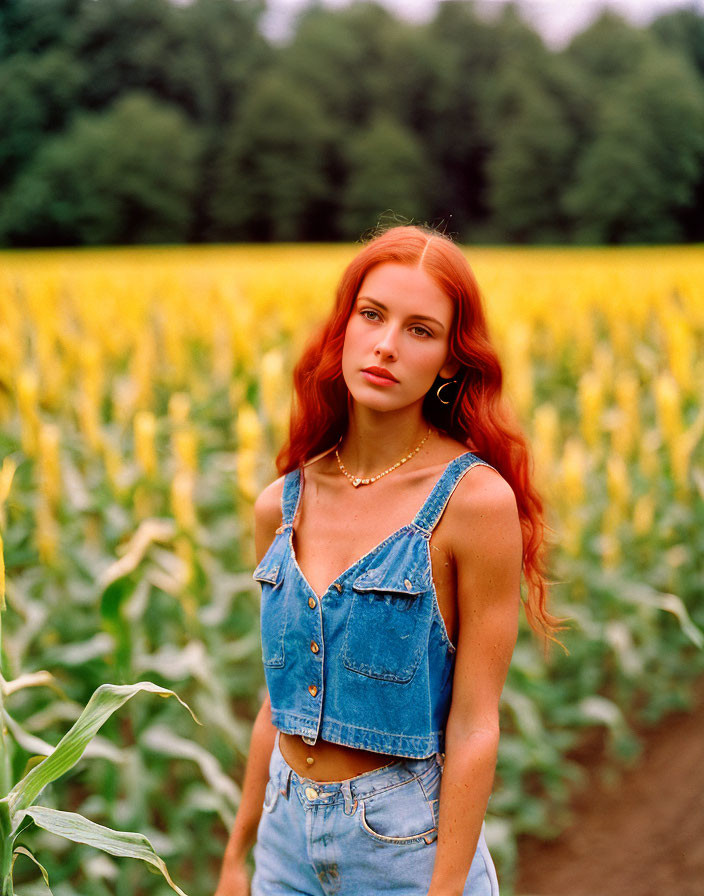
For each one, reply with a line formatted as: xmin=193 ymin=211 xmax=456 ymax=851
xmin=310 ymin=640 xmax=320 ymax=654
xmin=308 ymin=596 xmax=316 ymax=609
xmin=333 ymin=582 xmax=342 ymax=592
xmin=308 ymin=684 xmax=318 ymax=697
xmin=404 ymin=578 xmax=413 ymax=590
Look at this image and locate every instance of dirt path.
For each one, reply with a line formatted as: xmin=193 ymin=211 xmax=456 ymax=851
xmin=514 ymin=679 xmax=704 ymax=896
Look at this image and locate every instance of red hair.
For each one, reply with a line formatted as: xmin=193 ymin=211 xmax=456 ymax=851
xmin=276 ymin=225 xmax=564 ymax=642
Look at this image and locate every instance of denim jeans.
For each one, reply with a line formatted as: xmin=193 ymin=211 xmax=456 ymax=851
xmin=251 ymin=733 xmax=500 ymax=896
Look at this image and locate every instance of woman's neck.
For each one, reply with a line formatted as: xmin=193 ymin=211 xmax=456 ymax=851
xmin=338 ymin=405 xmax=432 ymax=480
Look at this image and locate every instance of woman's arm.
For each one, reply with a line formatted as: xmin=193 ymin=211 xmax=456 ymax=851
xmin=214 ymin=477 xmax=284 ymax=896
xmin=427 ymin=468 xmax=522 ymax=896
xmin=214 ymin=693 xmax=277 ymax=895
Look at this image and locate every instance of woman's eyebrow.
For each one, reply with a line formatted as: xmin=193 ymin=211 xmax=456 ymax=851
xmin=356 ymin=296 xmax=445 ymax=330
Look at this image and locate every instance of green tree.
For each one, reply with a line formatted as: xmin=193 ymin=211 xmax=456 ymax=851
xmin=0 ymin=92 xmax=200 ymax=246
xmin=277 ymin=2 xmax=402 ymax=127
xmin=565 ymin=9 xmax=654 ymax=84
xmin=0 ymin=0 xmax=79 ymax=57
xmin=651 ymin=7 xmax=704 ymax=82
xmin=565 ymin=48 xmax=704 ymax=243
xmin=340 ymin=115 xmax=430 ymax=238
xmin=209 ymin=72 xmax=335 ymax=241
xmin=0 ymin=49 xmax=85 ymax=190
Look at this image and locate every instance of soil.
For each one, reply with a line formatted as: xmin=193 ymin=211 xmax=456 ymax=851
xmin=514 ymin=679 xmax=704 ymax=896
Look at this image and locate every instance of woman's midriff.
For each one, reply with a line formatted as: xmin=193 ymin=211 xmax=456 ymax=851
xmin=279 ymin=732 xmax=398 ymax=781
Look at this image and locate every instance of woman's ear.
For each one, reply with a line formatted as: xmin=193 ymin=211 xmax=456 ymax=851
xmin=439 ymin=357 xmax=460 ymax=379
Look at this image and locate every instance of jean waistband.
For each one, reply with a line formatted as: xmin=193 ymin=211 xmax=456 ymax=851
xmin=270 ymin=731 xmax=443 ymax=813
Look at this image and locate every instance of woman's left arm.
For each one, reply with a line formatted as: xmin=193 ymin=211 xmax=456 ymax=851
xmin=427 ymin=468 xmax=523 ymax=896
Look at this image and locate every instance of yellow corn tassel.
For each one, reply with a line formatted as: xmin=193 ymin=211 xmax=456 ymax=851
xmin=663 ymin=312 xmax=694 ymax=395
xmin=260 ymin=349 xmax=285 ymax=422
xmin=632 ymin=493 xmax=655 ymax=537
xmin=236 ymin=404 xmax=263 ymax=503
xmin=212 ymin=296 xmax=235 ymax=385
xmin=131 ymin=331 xmax=155 ymax=410
xmin=17 ymin=367 xmax=40 ymax=457
xmin=638 ymin=428 xmax=661 ymax=480
xmin=503 ymin=323 xmax=533 ymax=420
xmin=0 ymin=457 xmax=17 ymax=531
xmin=606 ymin=454 xmax=629 ymax=513
xmin=0 ymin=529 xmax=5 ymax=610
xmin=670 ymin=407 xmax=704 ymax=496
xmin=612 ymin=371 xmax=640 ymax=459
xmin=171 ymin=469 xmax=197 ymax=532
xmin=654 ymin=372 xmax=682 ymax=443
xmin=561 ymin=436 xmax=589 ymax=507
xmin=134 ymin=410 xmax=158 ymax=478
xmin=168 ymin=392 xmax=191 ymax=426
xmin=37 ymin=421 xmax=62 ymax=511
xmin=578 ymin=370 xmax=602 ymax=450
xmin=173 ymin=428 xmax=197 ymax=475
xmin=36 ymin=493 xmax=59 ymax=566
xmin=133 ymin=483 xmax=154 ymax=521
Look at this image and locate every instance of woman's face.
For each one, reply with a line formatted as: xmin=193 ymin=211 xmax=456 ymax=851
xmin=341 ymin=262 xmax=458 ymax=414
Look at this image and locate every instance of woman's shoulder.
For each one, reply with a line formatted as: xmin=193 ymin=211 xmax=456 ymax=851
xmin=254 ymin=475 xmax=286 ymax=529
xmin=442 ymin=459 xmax=520 ymax=554
xmin=431 ymin=434 xmax=517 ymax=527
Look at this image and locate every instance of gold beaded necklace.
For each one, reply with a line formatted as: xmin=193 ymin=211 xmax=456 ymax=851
xmin=335 ymin=428 xmax=432 ymax=487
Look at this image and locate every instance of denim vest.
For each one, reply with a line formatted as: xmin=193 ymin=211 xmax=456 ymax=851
xmin=253 ymin=452 xmax=496 ymax=759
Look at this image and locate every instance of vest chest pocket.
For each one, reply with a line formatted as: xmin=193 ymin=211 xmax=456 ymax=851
xmin=342 ymin=570 xmax=432 ymax=683
xmin=253 ymin=557 xmax=287 ymax=668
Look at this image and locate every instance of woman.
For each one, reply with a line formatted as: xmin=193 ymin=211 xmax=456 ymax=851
xmin=215 ymin=225 xmax=561 ymax=896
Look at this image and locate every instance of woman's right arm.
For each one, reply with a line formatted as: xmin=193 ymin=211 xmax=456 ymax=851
xmin=214 ymin=477 xmax=285 ymax=896
xmin=214 ymin=693 xmax=277 ymax=895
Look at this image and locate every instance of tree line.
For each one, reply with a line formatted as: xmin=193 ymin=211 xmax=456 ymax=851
xmin=1 ymin=0 xmax=703 ymax=246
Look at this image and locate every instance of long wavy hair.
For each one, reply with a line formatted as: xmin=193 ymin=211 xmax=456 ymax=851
xmin=276 ymin=224 xmax=563 ymax=641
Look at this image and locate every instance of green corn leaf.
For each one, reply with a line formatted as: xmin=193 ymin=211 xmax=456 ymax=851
xmin=141 ymin=724 xmax=239 ymax=826
xmin=99 ymin=519 xmax=177 ymax=590
xmin=1 ymin=671 xmax=57 ymax=699
xmin=4 ymin=682 xmax=201 ymax=826
xmin=21 ymin=806 xmax=188 ymax=896
xmin=2 ymin=707 xmax=124 ymax=764
xmin=11 ymin=846 xmax=53 ymax=894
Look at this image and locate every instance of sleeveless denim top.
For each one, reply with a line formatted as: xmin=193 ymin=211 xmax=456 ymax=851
xmin=253 ymin=452 xmax=496 ymax=759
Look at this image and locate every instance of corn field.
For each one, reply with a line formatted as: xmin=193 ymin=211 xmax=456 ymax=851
xmin=0 ymin=244 xmax=703 ymax=895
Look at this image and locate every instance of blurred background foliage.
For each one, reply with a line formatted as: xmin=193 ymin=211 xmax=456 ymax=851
xmin=1 ymin=0 xmax=704 ymax=247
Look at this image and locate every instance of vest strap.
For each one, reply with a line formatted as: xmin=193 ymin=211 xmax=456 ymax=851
xmin=281 ymin=469 xmax=302 ymax=527
xmin=413 ymin=453 xmax=494 ymax=534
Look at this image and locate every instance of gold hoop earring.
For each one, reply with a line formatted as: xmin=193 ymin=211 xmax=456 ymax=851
xmin=436 ymin=380 xmax=457 ymax=405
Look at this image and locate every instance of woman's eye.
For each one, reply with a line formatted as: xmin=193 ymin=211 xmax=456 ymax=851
xmin=360 ymin=309 xmax=380 ymax=321
xmin=410 ymin=325 xmax=432 ymax=338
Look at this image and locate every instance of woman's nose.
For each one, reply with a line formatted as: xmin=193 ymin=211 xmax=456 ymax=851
xmin=374 ymin=326 xmax=399 ymax=360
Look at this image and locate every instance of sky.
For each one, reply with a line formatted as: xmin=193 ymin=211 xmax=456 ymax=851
xmin=261 ymin=0 xmax=703 ymax=47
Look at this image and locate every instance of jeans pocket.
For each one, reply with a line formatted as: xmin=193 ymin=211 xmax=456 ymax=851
xmin=261 ymin=778 xmax=280 ymax=814
xmin=359 ymin=775 xmax=438 ymax=845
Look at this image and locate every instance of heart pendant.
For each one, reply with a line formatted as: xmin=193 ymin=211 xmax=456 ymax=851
xmin=352 ymin=478 xmax=362 ymax=487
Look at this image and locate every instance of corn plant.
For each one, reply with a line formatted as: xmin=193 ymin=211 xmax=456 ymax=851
xmin=0 ymin=478 xmax=202 ymax=894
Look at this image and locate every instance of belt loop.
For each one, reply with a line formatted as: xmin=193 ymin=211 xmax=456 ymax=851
xmin=278 ymin=767 xmax=292 ymax=800
xmin=340 ymin=780 xmax=358 ymax=816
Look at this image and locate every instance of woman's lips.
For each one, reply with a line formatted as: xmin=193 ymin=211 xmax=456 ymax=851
xmin=361 ymin=366 xmax=399 ymax=386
